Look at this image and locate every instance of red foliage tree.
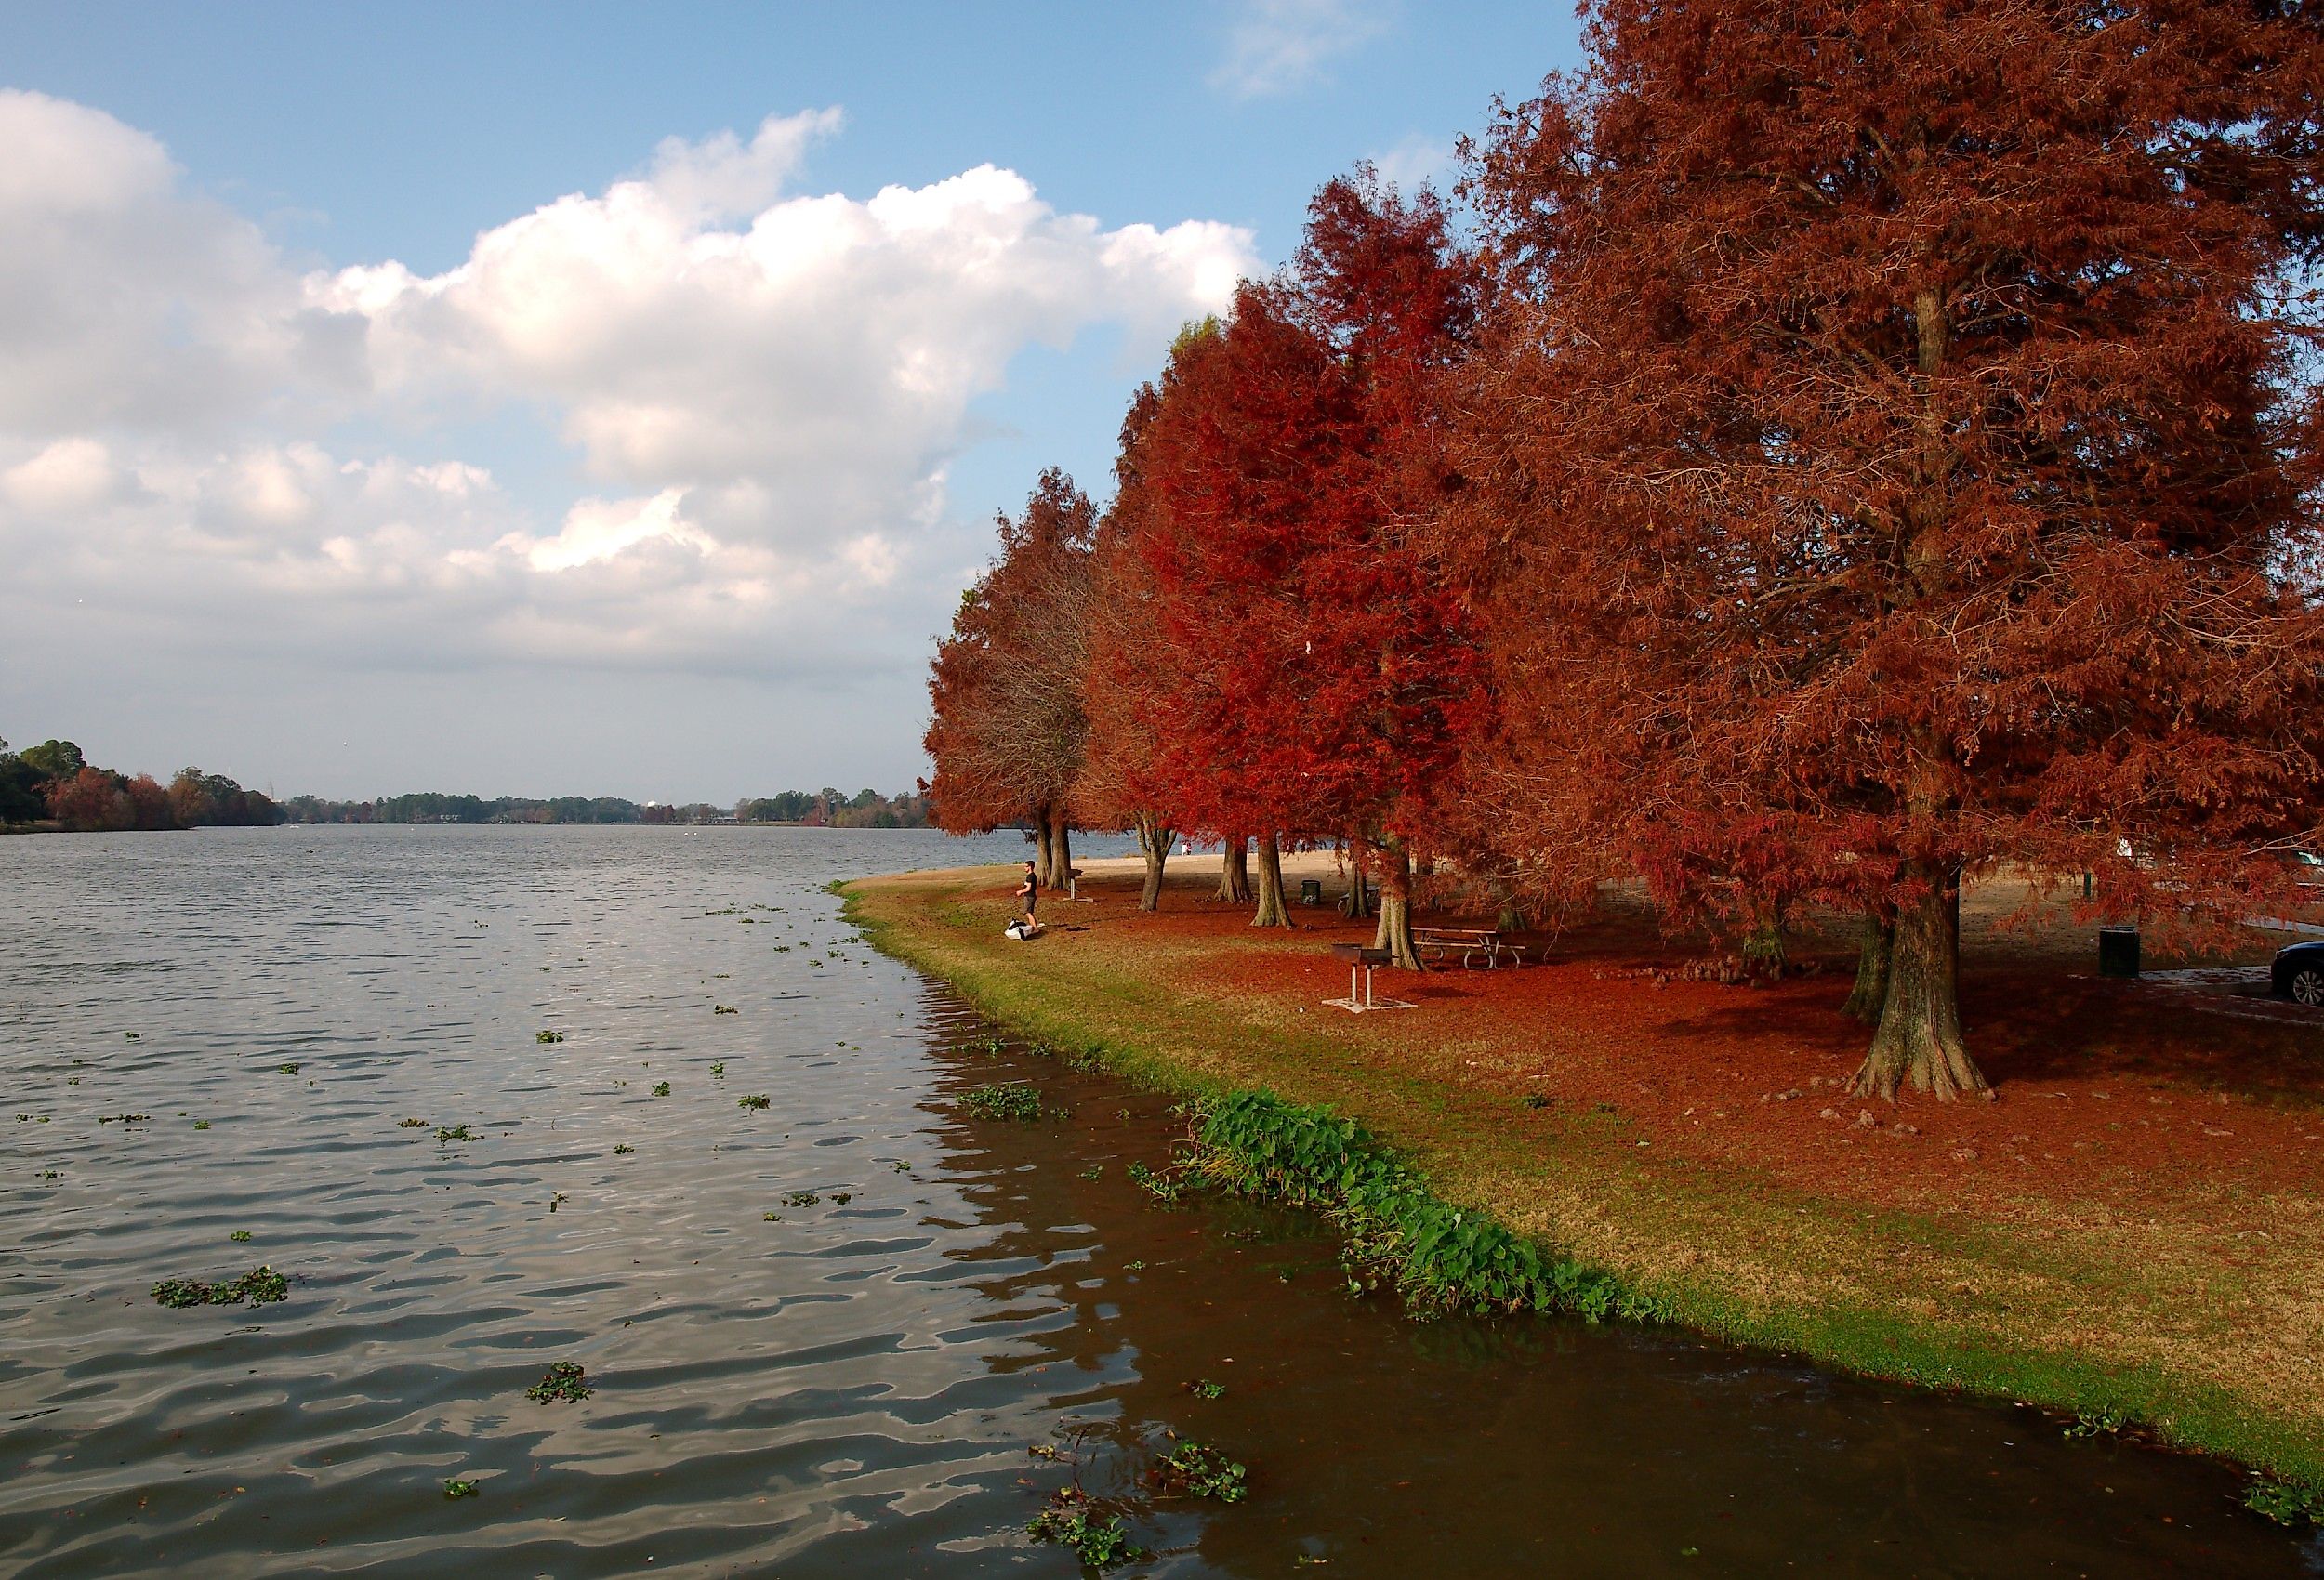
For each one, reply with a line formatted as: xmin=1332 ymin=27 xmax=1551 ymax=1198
xmin=923 ymin=469 xmax=1096 ymax=888
xmin=1074 ymin=387 xmax=1193 ymax=910
xmin=46 ymin=767 xmax=133 ymax=832
xmin=1458 ymin=0 xmax=2324 ymax=1097
xmin=1135 ymin=174 xmax=1487 ymax=960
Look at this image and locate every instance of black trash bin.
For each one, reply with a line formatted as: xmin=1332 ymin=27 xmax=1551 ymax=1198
xmin=1299 ymin=878 xmax=1323 ymax=906
xmin=2097 ymin=925 xmax=2140 ymax=979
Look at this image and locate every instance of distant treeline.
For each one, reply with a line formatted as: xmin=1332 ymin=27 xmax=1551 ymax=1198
xmin=281 ymin=787 xmax=931 ymax=828
xmin=0 ymin=738 xmax=283 ymax=831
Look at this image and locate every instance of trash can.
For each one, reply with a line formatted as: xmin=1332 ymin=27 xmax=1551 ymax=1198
xmin=1299 ymin=878 xmax=1323 ymax=906
xmin=2097 ymin=925 xmax=2140 ymax=979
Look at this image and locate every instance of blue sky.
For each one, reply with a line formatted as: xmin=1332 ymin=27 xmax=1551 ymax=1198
xmin=0 ymin=2 xmax=1583 ymax=800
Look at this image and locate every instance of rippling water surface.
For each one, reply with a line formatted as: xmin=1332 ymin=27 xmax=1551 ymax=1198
xmin=2 ymin=825 xmax=2317 ymax=1578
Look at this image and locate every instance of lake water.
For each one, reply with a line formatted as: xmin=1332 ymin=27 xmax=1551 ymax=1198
xmin=1 ymin=824 xmax=2315 ymax=1577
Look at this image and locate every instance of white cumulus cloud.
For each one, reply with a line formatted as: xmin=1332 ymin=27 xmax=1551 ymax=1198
xmin=0 ymin=91 xmax=1259 ymax=717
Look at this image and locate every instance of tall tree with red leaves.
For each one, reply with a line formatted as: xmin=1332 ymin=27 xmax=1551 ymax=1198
xmin=1458 ymin=0 xmax=2324 ymax=1098
xmin=923 ymin=470 xmax=1096 ymax=887
xmin=1138 ymin=173 xmax=1488 ymax=962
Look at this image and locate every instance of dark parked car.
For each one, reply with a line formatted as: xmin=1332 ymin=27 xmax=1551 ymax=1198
xmin=2270 ymin=941 xmax=2324 ymax=1006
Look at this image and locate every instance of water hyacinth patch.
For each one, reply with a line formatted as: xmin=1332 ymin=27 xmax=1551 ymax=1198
xmin=738 ymin=1094 xmax=771 ymax=1110
xmin=652 ymin=1082 xmax=670 ymax=1096
xmin=1025 ymin=1488 xmax=1146 ymax=1568
xmin=443 ymin=1478 xmax=478 ymax=1499
xmin=536 ymin=1031 xmax=564 ymax=1044
xmin=2246 ymin=1477 xmax=2324 ymax=1527
xmin=152 ymin=1265 xmax=289 ymax=1309
xmin=1149 ymin=1440 xmax=1247 ymax=1503
xmin=525 ymin=1362 xmax=592 ymax=1403
xmin=436 ymin=1124 xmax=474 ymax=1142
xmin=960 ymin=1083 xmax=1042 ymax=1122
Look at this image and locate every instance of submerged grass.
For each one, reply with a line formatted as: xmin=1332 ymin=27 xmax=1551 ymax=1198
xmin=841 ymin=866 xmax=2324 ymax=1503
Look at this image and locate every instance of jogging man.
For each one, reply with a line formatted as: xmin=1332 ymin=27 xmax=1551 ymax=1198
xmin=1015 ymin=859 xmax=1041 ymax=934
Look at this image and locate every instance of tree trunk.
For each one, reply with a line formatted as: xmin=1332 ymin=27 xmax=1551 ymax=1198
xmin=1033 ymin=809 xmax=1055 ymax=890
xmin=1841 ymin=912 xmax=1894 ymax=1024
xmin=1342 ymin=836 xmax=1375 ymax=919
xmin=1251 ymin=834 xmax=1291 ymax=928
xmin=1216 ymin=836 xmax=1252 ymax=902
xmin=1850 ymin=862 xmax=1988 ymax=1101
xmin=1491 ymin=877 xmax=1529 ymax=937
xmin=1136 ymin=812 xmax=1170 ymax=912
xmin=1050 ymin=812 xmax=1074 ymax=894
xmin=1372 ymin=840 xmax=1422 ymax=968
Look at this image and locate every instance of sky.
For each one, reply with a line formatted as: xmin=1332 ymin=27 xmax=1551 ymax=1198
xmin=0 ymin=1 xmax=1584 ymax=803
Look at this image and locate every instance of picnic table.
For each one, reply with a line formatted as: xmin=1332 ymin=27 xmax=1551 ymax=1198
xmin=1413 ymin=927 xmax=1529 ymax=970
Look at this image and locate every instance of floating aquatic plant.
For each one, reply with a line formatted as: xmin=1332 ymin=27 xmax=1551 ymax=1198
xmin=1026 ymin=1489 xmax=1145 ymax=1568
xmin=443 ymin=1478 xmax=478 ymax=1499
xmin=613 ymin=1144 xmax=634 ymax=1155
xmin=192 ymin=1120 xmax=211 ymax=1130
xmin=536 ymin=1031 xmax=564 ymax=1044
xmin=1126 ymin=1162 xmax=1183 ymax=1205
xmin=781 ymin=1190 xmax=819 ymax=1207
xmin=98 ymin=1113 xmax=152 ymax=1126
xmin=1184 ymin=1378 xmax=1225 ymax=1400
xmin=399 ymin=1117 xmax=429 ymax=1128
xmin=1079 ymin=1164 xmax=1104 ymax=1180
xmin=525 ymin=1362 xmax=592 ymax=1403
xmin=278 ymin=1063 xmax=301 ymax=1075
xmin=230 ymin=1231 xmax=252 ymax=1243
xmin=960 ymin=1083 xmax=1042 ymax=1122
xmin=710 ymin=1061 xmax=726 ymax=1076
xmin=738 ymin=1094 xmax=771 ymax=1110
xmin=830 ymin=1191 xmax=852 ymax=1205
xmin=2247 ymin=1477 xmax=2324 ymax=1527
xmin=436 ymin=1124 xmax=474 ymax=1142
xmin=652 ymin=1082 xmax=670 ymax=1097
xmin=1149 ymin=1441 xmax=1247 ymax=1503
xmin=714 ymin=1006 xmax=738 ymax=1015
xmin=151 ymin=1265 xmax=288 ymax=1309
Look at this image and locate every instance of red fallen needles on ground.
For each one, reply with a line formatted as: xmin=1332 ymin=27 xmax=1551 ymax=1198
xmin=1032 ymin=869 xmax=2324 ymax=1223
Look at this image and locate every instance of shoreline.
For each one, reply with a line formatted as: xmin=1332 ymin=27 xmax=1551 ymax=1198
xmin=842 ymin=860 xmax=2324 ymax=1506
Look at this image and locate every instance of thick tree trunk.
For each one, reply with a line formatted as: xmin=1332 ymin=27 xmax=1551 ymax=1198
xmin=1372 ymin=840 xmax=1422 ymax=968
xmin=1050 ymin=813 xmax=1073 ymax=894
xmin=1841 ymin=912 xmax=1895 ymax=1024
xmin=1251 ymin=833 xmax=1291 ymax=928
xmin=1216 ymin=836 xmax=1252 ymax=903
xmin=1342 ymin=836 xmax=1375 ymax=919
xmin=1850 ymin=862 xmax=1988 ymax=1101
xmin=1033 ymin=809 xmax=1055 ymax=890
xmin=1135 ymin=812 xmax=1170 ymax=912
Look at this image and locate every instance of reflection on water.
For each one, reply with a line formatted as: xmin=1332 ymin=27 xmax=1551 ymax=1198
xmin=0 ymin=824 xmax=2313 ymax=1577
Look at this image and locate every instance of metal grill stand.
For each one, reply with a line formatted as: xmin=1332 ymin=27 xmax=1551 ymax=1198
xmin=1324 ymin=943 xmax=1415 ymax=1013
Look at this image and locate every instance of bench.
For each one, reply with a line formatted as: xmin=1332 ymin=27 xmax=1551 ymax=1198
xmin=1413 ymin=927 xmax=1529 ymax=970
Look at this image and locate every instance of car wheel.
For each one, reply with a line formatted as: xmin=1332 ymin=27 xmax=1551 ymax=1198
xmin=2294 ymin=968 xmax=2324 ymax=1007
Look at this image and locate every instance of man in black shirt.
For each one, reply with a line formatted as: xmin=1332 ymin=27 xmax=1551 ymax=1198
xmin=1014 ymin=860 xmax=1041 ymax=935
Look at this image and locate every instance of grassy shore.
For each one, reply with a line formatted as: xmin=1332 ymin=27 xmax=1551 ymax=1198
xmin=844 ymin=860 xmax=2324 ymax=1499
